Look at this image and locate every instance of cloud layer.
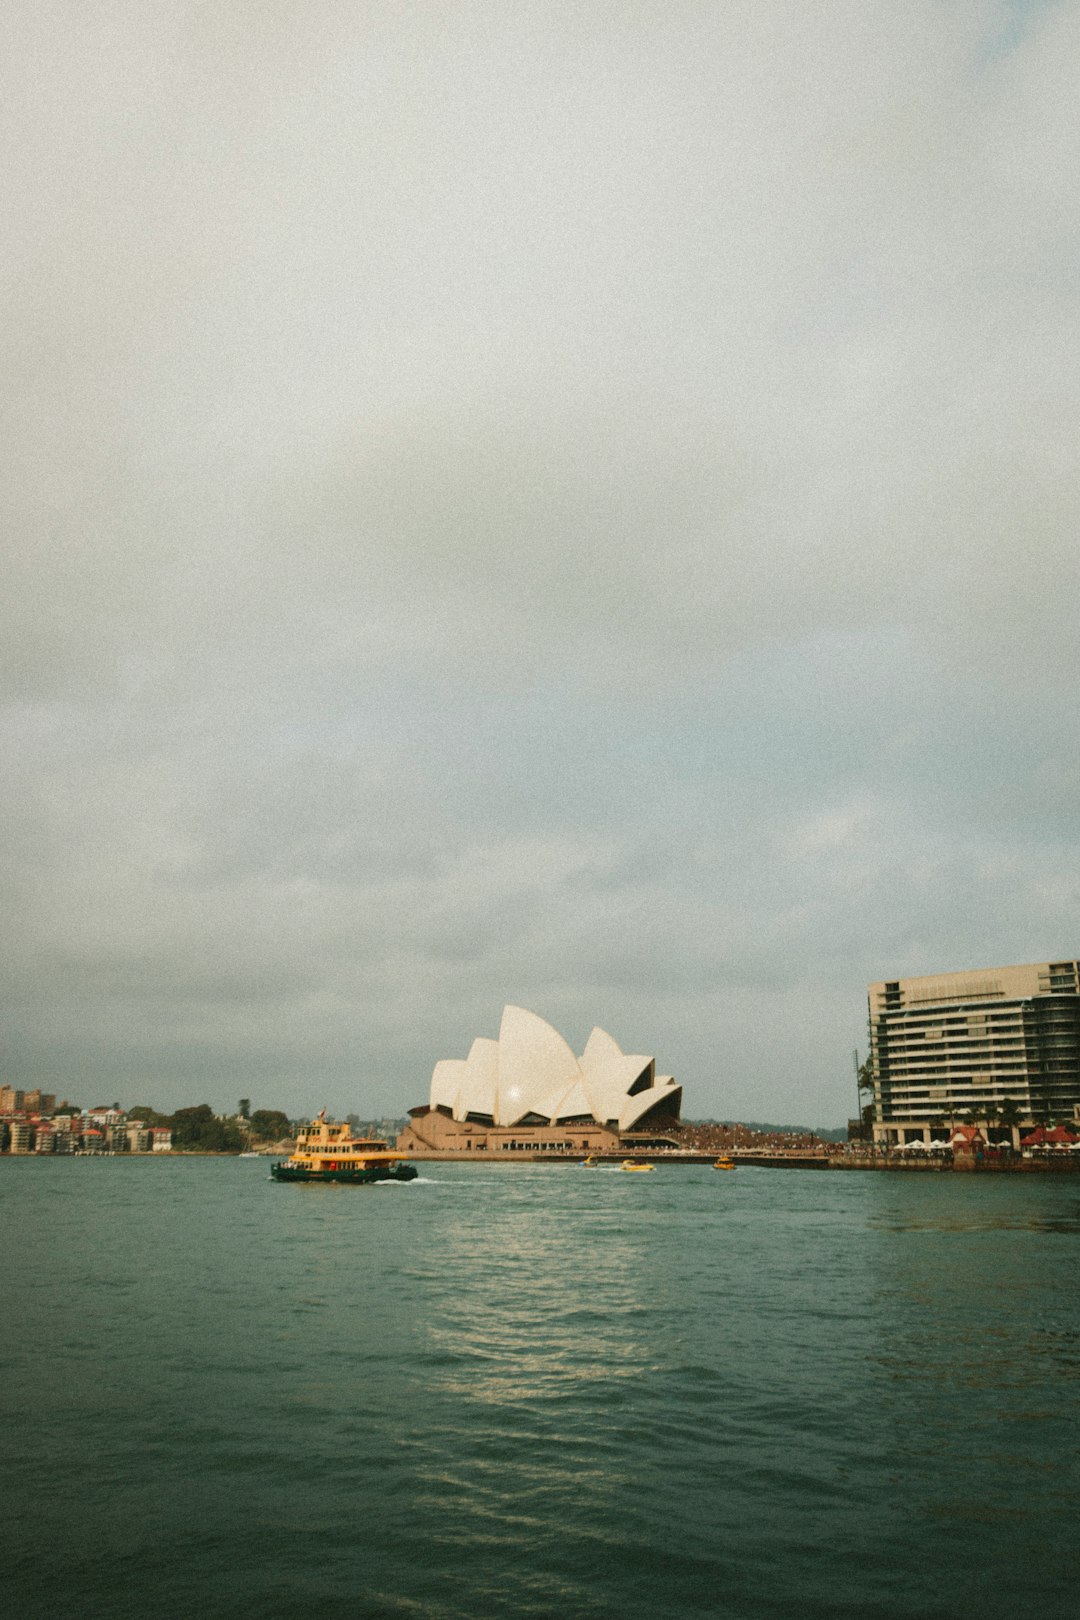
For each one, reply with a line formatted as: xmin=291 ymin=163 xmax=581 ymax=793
xmin=4 ymin=1 xmax=1078 ymax=1123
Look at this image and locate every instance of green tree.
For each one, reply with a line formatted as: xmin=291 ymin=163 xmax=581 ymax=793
xmin=128 ymin=1104 xmax=169 ymax=1126
xmin=238 ymin=1098 xmax=251 ymax=1120
xmin=249 ymin=1109 xmax=291 ymax=1142
xmin=170 ymin=1104 xmax=243 ymax=1153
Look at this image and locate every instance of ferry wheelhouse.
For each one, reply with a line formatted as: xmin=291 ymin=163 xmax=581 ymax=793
xmin=271 ymin=1114 xmax=417 ymax=1184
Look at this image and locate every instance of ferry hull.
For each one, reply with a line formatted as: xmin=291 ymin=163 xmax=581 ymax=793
xmin=270 ymin=1163 xmax=418 ymax=1184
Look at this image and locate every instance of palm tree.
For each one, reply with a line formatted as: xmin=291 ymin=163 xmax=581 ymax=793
xmin=999 ymin=1097 xmax=1022 ymax=1149
xmin=855 ymin=1054 xmax=875 ymax=1143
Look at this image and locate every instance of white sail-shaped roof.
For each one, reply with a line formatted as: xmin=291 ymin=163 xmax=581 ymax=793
xmin=549 ymin=1078 xmax=594 ymax=1122
xmin=427 ymin=1007 xmax=680 ymax=1132
xmin=579 ymin=1026 xmax=655 ymax=1124
xmin=619 ymin=1076 xmax=682 ymax=1132
xmin=497 ymin=1005 xmax=580 ymax=1124
xmin=430 ymin=1058 xmax=469 ymax=1113
xmin=464 ymin=1037 xmax=499 ymax=1119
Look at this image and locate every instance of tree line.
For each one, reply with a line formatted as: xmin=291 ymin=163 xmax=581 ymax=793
xmin=126 ymin=1103 xmax=293 ymax=1152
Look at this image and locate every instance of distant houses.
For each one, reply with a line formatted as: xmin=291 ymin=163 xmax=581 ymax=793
xmin=0 ymin=1089 xmax=300 ymax=1155
xmin=0 ymin=1092 xmax=173 ymax=1155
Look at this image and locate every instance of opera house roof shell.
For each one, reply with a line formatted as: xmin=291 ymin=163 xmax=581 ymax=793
xmin=427 ymin=1005 xmax=681 ymax=1132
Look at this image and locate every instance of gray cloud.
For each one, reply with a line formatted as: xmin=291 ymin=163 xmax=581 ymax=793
xmin=3 ymin=2 xmax=1078 ymax=1124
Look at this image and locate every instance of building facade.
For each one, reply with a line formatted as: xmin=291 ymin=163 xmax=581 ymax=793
xmin=868 ymin=960 xmax=1080 ymax=1146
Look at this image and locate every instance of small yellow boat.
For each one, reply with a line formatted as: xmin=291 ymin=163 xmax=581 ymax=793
xmin=621 ymin=1159 xmax=655 ymax=1172
xmin=713 ymin=1156 xmax=736 ymax=1171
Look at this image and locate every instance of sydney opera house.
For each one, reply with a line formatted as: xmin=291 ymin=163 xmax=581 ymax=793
xmin=398 ymin=1005 xmax=682 ymax=1155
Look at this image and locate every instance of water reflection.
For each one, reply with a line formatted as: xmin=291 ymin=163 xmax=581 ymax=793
xmin=419 ymin=1190 xmax=659 ymax=1410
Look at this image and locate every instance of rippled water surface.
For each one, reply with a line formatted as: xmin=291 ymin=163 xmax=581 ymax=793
xmin=3 ymin=1159 xmax=1079 ymax=1618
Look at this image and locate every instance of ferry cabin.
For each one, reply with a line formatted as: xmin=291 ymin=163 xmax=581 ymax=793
xmin=293 ymin=1118 xmax=399 ymax=1171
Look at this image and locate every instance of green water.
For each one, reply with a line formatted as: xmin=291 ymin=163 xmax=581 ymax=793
xmin=2 ymin=1159 xmax=1078 ymax=1618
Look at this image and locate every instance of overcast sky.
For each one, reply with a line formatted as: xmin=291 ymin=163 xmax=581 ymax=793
xmin=4 ymin=1 xmax=1078 ymax=1126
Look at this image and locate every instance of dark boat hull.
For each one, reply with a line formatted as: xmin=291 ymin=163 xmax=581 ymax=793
xmin=270 ymin=1163 xmax=418 ymax=1184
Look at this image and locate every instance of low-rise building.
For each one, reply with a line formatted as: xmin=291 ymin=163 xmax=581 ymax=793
xmin=87 ymin=1108 xmax=125 ymax=1128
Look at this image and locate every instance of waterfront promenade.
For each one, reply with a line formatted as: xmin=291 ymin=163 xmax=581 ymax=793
xmin=405 ymin=1145 xmax=1080 ymax=1173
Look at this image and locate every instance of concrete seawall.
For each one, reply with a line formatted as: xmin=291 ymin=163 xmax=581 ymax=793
xmin=831 ymin=1154 xmax=1080 ymax=1173
xmin=404 ymin=1148 xmax=1080 ymax=1173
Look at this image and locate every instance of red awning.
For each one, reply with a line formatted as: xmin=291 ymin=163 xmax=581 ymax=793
xmin=1021 ymin=1125 xmax=1079 ymax=1145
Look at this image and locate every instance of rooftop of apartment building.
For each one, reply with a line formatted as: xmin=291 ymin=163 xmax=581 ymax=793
xmin=870 ymin=960 xmax=1078 ymax=1010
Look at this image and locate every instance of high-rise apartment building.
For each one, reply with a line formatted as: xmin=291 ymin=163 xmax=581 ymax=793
xmin=868 ymin=960 xmax=1080 ymax=1146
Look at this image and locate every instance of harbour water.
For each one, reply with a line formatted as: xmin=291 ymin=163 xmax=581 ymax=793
xmin=3 ymin=1158 xmax=1078 ymax=1618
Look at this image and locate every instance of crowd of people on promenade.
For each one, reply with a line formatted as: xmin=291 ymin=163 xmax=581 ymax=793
xmin=673 ymin=1121 xmax=826 ymax=1153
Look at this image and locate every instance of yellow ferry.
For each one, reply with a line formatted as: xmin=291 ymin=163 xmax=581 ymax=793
xmin=713 ymin=1156 xmax=737 ymax=1171
xmin=620 ymin=1159 xmax=655 ymax=1173
xmin=271 ymin=1113 xmax=417 ymax=1184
